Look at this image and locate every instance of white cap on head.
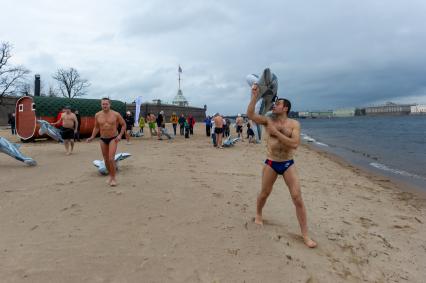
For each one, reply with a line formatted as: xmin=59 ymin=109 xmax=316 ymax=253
xmin=160 ymin=111 xmax=164 ymax=114
xmin=237 ymin=113 xmax=241 ymax=117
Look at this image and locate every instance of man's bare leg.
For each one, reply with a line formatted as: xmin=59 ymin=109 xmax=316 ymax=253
xmin=107 ymin=140 xmax=118 ymax=186
xmin=283 ymin=166 xmax=317 ymax=248
xmin=64 ymin=140 xmax=70 ymax=155
xmin=99 ymin=141 xmax=110 ymax=183
xmin=70 ymin=140 xmax=74 ymax=154
xmin=217 ymin=133 xmax=223 ymax=148
xmin=255 ymin=165 xmax=278 ymax=225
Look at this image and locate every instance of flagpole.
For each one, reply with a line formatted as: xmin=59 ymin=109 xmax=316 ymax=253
xmin=178 ymin=65 xmax=182 ymax=90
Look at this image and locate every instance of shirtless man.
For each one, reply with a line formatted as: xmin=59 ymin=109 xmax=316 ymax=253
xmin=247 ymin=84 xmax=317 ymax=248
xmin=87 ymin=98 xmax=126 ymax=186
xmin=213 ymin=113 xmax=224 ymax=149
xmin=51 ymin=105 xmax=78 ymax=155
xmin=236 ymin=113 xmax=244 ymax=141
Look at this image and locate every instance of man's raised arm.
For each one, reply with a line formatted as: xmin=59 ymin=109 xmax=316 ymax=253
xmin=246 ymin=84 xmax=268 ymax=125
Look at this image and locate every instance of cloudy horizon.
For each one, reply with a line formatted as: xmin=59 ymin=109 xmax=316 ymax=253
xmin=1 ymin=0 xmax=426 ymax=114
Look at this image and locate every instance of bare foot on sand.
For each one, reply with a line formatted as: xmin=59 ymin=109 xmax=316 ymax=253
xmin=303 ymin=236 xmax=317 ymax=248
xmin=109 ymin=179 xmax=117 ymax=187
xmin=254 ymin=215 xmax=263 ymax=226
xmin=66 ymin=152 xmax=71 ymax=156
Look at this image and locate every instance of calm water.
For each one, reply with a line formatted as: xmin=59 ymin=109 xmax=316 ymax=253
xmin=299 ymin=116 xmax=426 ymax=190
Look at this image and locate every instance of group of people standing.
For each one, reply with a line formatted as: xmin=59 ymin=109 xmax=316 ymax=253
xmin=204 ymin=113 xmax=256 ymax=148
xmin=122 ymin=111 xmax=197 ymax=141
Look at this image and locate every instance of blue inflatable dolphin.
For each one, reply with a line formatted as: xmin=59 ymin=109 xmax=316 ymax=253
xmin=93 ymin=152 xmax=131 ymax=175
xmin=246 ymin=68 xmax=278 ymax=140
xmin=0 ymin=137 xmax=37 ymax=166
xmin=37 ymin=120 xmax=64 ymax=143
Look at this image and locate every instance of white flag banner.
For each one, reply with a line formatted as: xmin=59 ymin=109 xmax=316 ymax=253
xmin=134 ymin=96 xmax=143 ymax=126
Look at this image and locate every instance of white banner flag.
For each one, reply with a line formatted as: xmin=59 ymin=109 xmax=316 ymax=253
xmin=134 ymin=96 xmax=143 ymax=126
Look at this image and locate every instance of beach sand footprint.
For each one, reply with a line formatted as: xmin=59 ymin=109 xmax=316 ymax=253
xmin=358 ymin=217 xmax=378 ymax=229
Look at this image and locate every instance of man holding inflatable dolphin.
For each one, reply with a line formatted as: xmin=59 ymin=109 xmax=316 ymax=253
xmin=247 ymin=83 xmax=317 ymax=248
xmin=87 ymin=98 xmax=126 ymax=186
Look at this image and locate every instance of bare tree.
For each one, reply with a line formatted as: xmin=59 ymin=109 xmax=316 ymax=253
xmin=52 ymin=67 xmax=90 ymax=98
xmin=18 ymin=81 xmax=32 ymax=96
xmin=47 ymin=85 xmax=58 ymax=97
xmin=0 ymin=42 xmax=30 ymax=101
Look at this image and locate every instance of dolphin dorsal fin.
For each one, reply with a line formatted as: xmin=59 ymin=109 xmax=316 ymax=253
xmin=13 ymin=143 xmax=22 ymax=149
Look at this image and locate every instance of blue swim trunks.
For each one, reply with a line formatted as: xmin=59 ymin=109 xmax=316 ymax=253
xmin=265 ymin=159 xmax=294 ymax=175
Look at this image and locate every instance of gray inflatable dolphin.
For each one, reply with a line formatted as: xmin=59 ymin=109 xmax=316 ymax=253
xmin=37 ymin=120 xmax=64 ymax=143
xmin=93 ymin=152 xmax=131 ymax=175
xmin=246 ymin=68 xmax=278 ymax=140
xmin=160 ymin=128 xmax=173 ymax=139
xmin=222 ymin=136 xmax=241 ymax=147
xmin=0 ymin=137 xmax=37 ymax=166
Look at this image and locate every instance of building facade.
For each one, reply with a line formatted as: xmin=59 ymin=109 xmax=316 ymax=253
xmin=365 ymin=102 xmax=414 ymax=115
xmin=0 ymin=96 xmax=19 ymax=126
xmin=127 ymin=102 xmax=206 ymax=122
xmin=333 ymin=108 xmax=355 ymax=117
xmin=410 ymin=104 xmax=426 ymax=114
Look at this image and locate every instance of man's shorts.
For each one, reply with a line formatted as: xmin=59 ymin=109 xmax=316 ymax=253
xmin=236 ymin=125 xmax=243 ymax=133
xmin=60 ymin=127 xmax=74 ymax=140
xmin=214 ymin=127 xmax=223 ymax=134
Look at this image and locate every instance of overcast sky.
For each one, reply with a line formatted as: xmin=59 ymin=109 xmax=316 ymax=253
xmin=1 ymin=0 xmax=426 ymax=114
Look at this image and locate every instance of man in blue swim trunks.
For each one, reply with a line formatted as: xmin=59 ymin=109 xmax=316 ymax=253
xmin=247 ymin=84 xmax=317 ymax=248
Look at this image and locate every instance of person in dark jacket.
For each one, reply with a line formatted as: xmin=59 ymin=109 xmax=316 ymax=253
xmin=156 ymin=111 xmax=165 ymax=140
xmin=8 ymin=113 xmax=16 ymax=135
xmin=124 ymin=111 xmax=134 ymax=144
xmin=204 ymin=116 xmax=212 ymax=137
xmin=178 ymin=114 xmax=186 ymax=136
xmin=224 ymin=118 xmax=231 ymax=137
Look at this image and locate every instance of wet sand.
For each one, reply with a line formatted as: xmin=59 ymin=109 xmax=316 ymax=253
xmin=0 ymin=125 xmax=425 ymax=282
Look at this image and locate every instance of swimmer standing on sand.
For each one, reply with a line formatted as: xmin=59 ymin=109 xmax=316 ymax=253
xmin=247 ymin=84 xmax=317 ymax=248
xmin=87 ymin=98 xmax=126 ymax=186
xmin=51 ymin=105 xmax=78 ymax=155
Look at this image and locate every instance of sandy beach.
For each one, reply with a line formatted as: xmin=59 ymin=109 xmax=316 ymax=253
xmin=0 ymin=125 xmax=425 ymax=283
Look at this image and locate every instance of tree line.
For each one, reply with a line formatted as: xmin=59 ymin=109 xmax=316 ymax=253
xmin=0 ymin=41 xmax=90 ymax=104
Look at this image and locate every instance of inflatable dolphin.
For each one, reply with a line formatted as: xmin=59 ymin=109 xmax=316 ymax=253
xmin=160 ymin=128 xmax=173 ymax=140
xmin=246 ymin=68 xmax=278 ymax=140
xmin=93 ymin=152 xmax=131 ymax=175
xmin=222 ymin=136 xmax=241 ymax=147
xmin=0 ymin=137 xmax=37 ymax=166
xmin=37 ymin=120 xmax=64 ymax=143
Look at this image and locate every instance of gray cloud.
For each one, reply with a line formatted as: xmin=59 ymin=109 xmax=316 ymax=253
xmin=1 ymin=0 xmax=426 ymax=114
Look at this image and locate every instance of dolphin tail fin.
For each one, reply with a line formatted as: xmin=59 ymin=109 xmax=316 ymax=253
xmin=24 ymin=159 xmax=37 ymax=166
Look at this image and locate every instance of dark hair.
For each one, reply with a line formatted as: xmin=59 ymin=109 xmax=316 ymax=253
xmin=277 ymin=98 xmax=291 ymax=114
xmin=101 ymin=97 xmax=110 ymax=101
